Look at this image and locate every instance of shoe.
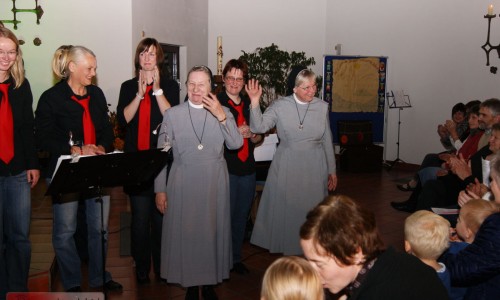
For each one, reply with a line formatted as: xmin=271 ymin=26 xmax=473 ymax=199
xmin=397 ymin=182 xmax=416 ymax=192
xmin=136 ymin=271 xmax=150 ymax=284
xmin=202 ymin=285 xmax=218 ymax=300
xmin=231 ymin=262 xmax=249 ymax=274
xmin=185 ymin=286 xmax=199 ymax=300
xmin=104 ymin=280 xmax=123 ymax=292
xmin=66 ymin=286 xmax=82 ymax=292
xmin=390 ymin=201 xmax=416 ymax=213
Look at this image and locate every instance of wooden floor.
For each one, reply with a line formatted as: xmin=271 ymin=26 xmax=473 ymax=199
xmin=27 ymin=163 xmax=418 ymax=299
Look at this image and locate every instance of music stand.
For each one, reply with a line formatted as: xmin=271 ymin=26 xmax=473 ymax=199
xmin=386 ymin=90 xmax=412 ymax=170
xmin=46 ymin=148 xmax=170 ymax=295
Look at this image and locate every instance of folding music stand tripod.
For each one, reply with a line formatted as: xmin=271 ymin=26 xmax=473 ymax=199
xmin=46 ymin=148 xmax=170 ymax=296
xmin=386 ymin=90 xmax=412 ymax=170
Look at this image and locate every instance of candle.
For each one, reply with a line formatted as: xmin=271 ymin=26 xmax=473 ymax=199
xmin=488 ymin=4 xmax=494 ymax=16
xmin=217 ymin=36 xmax=223 ymax=75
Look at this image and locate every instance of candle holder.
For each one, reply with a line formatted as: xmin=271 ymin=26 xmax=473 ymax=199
xmin=482 ymin=14 xmax=500 ymax=70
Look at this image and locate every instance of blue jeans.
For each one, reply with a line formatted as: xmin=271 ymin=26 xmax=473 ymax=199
xmin=129 ymin=194 xmax=162 ymax=275
xmin=418 ymin=167 xmax=442 ymax=186
xmin=0 ymin=171 xmax=31 ymax=299
xmin=52 ymin=194 xmax=112 ymax=290
xmin=229 ymin=173 xmax=256 ymax=264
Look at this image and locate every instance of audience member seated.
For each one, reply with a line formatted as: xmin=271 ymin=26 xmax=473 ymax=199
xmin=405 ymin=210 xmax=466 ymax=299
xmin=440 ymin=202 xmax=500 ymax=299
xmin=417 ymin=103 xmax=483 ymax=187
xmin=260 ymin=256 xmax=324 ymax=300
xmin=300 ymin=195 xmax=448 ymax=300
xmin=397 ymin=101 xmax=477 ymax=192
xmin=439 ymin=102 xmax=468 ymax=152
xmin=392 ymin=112 xmax=500 ymax=213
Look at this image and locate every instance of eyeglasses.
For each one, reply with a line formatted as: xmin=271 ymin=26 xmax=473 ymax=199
xmin=0 ymin=50 xmax=17 ymax=59
xmin=225 ymin=76 xmax=244 ymax=83
xmin=298 ymin=84 xmax=317 ymax=92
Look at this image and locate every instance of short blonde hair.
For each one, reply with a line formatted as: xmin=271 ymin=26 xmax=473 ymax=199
xmin=404 ymin=210 xmax=450 ymax=260
xmin=261 ymin=256 xmax=324 ymax=300
xmin=295 ymin=69 xmax=316 ymax=88
xmin=460 ymin=199 xmax=500 ymax=235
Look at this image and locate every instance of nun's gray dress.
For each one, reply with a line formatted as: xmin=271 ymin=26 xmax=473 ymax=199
xmin=154 ymin=101 xmax=243 ymax=286
xmin=250 ymin=95 xmax=336 ymax=255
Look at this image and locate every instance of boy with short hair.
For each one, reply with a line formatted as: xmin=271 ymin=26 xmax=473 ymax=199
xmin=405 ymin=210 xmax=464 ymax=299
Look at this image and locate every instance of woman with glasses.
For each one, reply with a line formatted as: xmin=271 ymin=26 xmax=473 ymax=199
xmin=117 ymin=37 xmax=179 ymax=284
xmin=0 ymin=26 xmax=39 ymax=299
xmin=248 ymin=67 xmax=337 ymax=255
xmin=154 ymin=65 xmax=243 ymax=300
xmin=217 ymin=59 xmax=262 ymax=275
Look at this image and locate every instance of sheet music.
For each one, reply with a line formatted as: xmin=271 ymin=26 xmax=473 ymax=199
xmin=394 ymin=90 xmax=407 ymax=107
xmin=431 ymin=207 xmax=459 ymax=215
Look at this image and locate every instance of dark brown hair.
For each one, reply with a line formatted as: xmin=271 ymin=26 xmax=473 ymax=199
xmin=300 ymin=195 xmax=385 ymax=266
xmin=222 ymin=59 xmax=249 ymax=82
xmin=134 ymin=37 xmax=164 ymax=77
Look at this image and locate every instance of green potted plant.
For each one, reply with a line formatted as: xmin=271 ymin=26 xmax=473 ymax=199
xmin=239 ymin=43 xmax=321 ymax=108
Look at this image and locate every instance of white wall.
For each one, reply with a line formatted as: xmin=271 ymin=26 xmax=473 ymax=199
xmin=208 ymin=0 xmax=327 ymax=77
xmin=209 ymin=0 xmax=500 ymax=164
xmin=0 ymin=0 xmax=132 ymax=110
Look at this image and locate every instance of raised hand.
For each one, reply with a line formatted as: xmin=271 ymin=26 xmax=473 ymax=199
xmin=202 ymin=93 xmax=226 ymax=122
xmin=137 ymin=69 xmax=147 ymax=98
xmin=245 ymin=79 xmax=262 ymax=108
xmin=152 ymin=66 xmax=161 ymax=92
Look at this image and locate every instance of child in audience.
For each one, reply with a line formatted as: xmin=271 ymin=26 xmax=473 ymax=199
xmin=454 ymin=199 xmax=500 ymax=244
xmin=405 ymin=210 xmax=465 ymax=299
xmin=261 ymin=256 xmax=324 ymax=300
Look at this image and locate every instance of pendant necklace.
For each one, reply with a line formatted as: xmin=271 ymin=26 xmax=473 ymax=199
xmin=294 ymin=99 xmax=310 ymax=130
xmin=188 ymin=103 xmax=207 ymax=150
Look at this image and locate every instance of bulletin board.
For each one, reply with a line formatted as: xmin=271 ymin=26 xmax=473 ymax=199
xmin=323 ymin=55 xmax=387 ymax=144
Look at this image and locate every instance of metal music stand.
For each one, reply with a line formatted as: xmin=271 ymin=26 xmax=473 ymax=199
xmin=46 ymin=148 xmax=170 ymax=296
xmin=386 ymin=90 xmax=412 ymax=169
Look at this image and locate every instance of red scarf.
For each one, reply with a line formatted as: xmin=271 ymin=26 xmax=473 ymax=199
xmin=228 ymin=99 xmax=248 ymax=162
xmin=71 ymin=95 xmax=96 ymax=145
xmin=138 ymin=85 xmax=153 ymax=150
xmin=0 ymin=83 xmax=14 ymax=164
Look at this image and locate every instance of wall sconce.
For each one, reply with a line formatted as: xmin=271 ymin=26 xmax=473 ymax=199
xmin=482 ymin=5 xmax=500 ymax=73
xmin=0 ymin=0 xmax=44 ymax=30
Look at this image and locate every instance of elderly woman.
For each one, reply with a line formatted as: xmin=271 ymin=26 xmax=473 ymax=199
xmin=117 ymin=37 xmax=179 ymax=284
xmin=0 ymin=26 xmax=39 ymax=298
xmin=217 ymin=59 xmax=262 ymax=274
xmin=154 ymin=65 xmax=243 ymax=300
xmin=300 ymin=195 xmax=449 ymax=299
xmin=35 ymin=45 xmax=121 ymax=292
xmin=248 ymin=68 xmax=337 ymax=255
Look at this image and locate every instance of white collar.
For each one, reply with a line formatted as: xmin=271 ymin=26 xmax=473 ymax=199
xmin=188 ymin=100 xmax=204 ymax=109
xmin=293 ymin=93 xmax=309 ymax=105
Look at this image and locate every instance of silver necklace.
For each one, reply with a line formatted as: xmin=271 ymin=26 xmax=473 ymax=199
xmin=294 ymin=100 xmax=310 ymax=130
xmin=188 ymin=104 xmax=208 ymax=150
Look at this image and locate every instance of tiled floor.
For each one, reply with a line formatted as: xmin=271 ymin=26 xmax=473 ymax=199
xmin=28 ymin=163 xmax=418 ymax=299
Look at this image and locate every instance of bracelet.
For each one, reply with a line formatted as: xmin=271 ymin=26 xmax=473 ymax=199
xmin=152 ymin=89 xmax=164 ymax=96
xmin=218 ymin=115 xmax=227 ymax=122
xmin=136 ymin=93 xmax=144 ymax=100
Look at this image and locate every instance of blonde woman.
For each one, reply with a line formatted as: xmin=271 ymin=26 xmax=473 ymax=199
xmin=0 ymin=26 xmax=39 ymax=298
xmin=35 ymin=45 xmax=120 ymax=292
